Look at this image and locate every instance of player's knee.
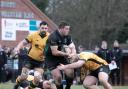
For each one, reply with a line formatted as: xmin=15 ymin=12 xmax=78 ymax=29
xmin=99 ymin=78 xmax=107 ymax=85
xmin=34 ymin=71 xmax=42 ymax=81
xmin=83 ymin=82 xmax=92 ymax=89
xmin=21 ymin=67 xmax=29 ymax=75
xmin=32 ymin=76 xmax=41 ymax=85
xmin=16 ymin=75 xmax=27 ymax=84
xmin=54 ymin=75 xmax=62 ymax=85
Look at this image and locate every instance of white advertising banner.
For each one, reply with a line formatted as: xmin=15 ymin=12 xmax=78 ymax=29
xmin=1 ymin=18 xmax=40 ymax=41
xmin=15 ymin=19 xmax=29 ymax=31
xmin=2 ymin=18 xmax=16 ymax=41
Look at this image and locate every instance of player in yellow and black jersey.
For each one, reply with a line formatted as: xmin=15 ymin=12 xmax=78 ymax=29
xmin=13 ymin=21 xmax=56 ymax=89
xmin=58 ymin=52 xmax=113 ymax=89
xmin=26 ymin=30 xmax=49 ymax=61
xmin=14 ymin=70 xmax=56 ymax=89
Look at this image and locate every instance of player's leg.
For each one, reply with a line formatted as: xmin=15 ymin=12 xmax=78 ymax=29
xmin=34 ymin=67 xmax=44 ymax=74
xmin=83 ymin=75 xmax=99 ymax=89
xmin=64 ymin=69 xmax=74 ymax=89
xmin=34 ymin=68 xmax=44 ymax=82
xmin=116 ymin=69 xmax=120 ymax=85
xmin=110 ymin=69 xmax=115 ymax=85
xmin=16 ymin=67 xmax=29 ymax=82
xmin=14 ymin=56 xmax=33 ymax=89
xmin=98 ymin=65 xmax=113 ymax=89
xmin=28 ymin=78 xmax=57 ymax=89
xmin=98 ymin=72 xmax=113 ymax=89
xmin=43 ymin=80 xmax=57 ymax=89
xmin=51 ymin=68 xmax=63 ymax=89
xmin=14 ymin=67 xmax=29 ymax=89
xmin=28 ymin=68 xmax=44 ymax=89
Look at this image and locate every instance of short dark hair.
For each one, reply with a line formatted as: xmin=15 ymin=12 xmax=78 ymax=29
xmin=40 ymin=21 xmax=48 ymax=26
xmin=59 ymin=21 xmax=69 ymax=29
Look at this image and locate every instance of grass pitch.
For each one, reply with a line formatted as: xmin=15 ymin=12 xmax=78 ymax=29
xmin=0 ymin=82 xmax=128 ymax=89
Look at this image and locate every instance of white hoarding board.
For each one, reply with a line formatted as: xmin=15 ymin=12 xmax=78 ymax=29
xmin=2 ymin=18 xmax=16 ymax=41
xmin=1 ymin=18 xmax=41 ymax=41
xmin=15 ymin=19 xmax=29 ymax=31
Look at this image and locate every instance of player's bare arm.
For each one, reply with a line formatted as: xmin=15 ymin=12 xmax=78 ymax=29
xmin=50 ymin=45 xmax=69 ymax=57
xmin=58 ymin=60 xmax=85 ymax=70
xmin=68 ymin=42 xmax=77 ymax=59
xmin=69 ymin=42 xmax=76 ymax=54
xmin=14 ymin=39 xmax=29 ymax=53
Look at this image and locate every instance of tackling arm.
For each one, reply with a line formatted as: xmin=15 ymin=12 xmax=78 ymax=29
xmin=58 ymin=60 xmax=85 ymax=70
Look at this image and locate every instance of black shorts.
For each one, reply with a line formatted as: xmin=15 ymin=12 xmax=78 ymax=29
xmin=89 ymin=65 xmax=110 ymax=78
xmin=45 ymin=57 xmax=69 ymax=70
xmin=24 ymin=56 xmax=44 ymax=69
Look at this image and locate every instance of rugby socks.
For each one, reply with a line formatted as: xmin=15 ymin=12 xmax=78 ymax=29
xmin=16 ymin=75 xmax=28 ymax=84
xmin=57 ymin=84 xmax=63 ymax=89
xmin=14 ymin=75 xmax=28 ymax=89
xmin=29 ymin=80 xmax=39 ymax=89
xmin=13 ymin=84 xmax=19 ymax=89
xmin=15 ymin=76 xmax=22 ymax=89
xmin=65 ymin=84 xmax=71 ymax=89
xmin=65 ymin=77 xmax=73 ymax=89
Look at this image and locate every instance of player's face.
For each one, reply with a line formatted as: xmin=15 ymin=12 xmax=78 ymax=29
xmin=40 ymin=24 xmax=48 ymax=32
xmin=62 ymin=26 xmax=70 ymax=36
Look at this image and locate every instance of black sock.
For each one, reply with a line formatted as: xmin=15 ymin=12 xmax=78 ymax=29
xmin=65 ymin=77 xmax=73 ymax=89
xmin=65 ymin=84 xmax=71 ymax=89
xmin=57 ymin=84 xmax=63 ymax=89
xmin=13 ymin=84 xmax=19 ymax=89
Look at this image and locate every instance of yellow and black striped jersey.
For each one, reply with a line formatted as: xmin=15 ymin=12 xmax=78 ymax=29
xmin=78 ymin=52 xmax=108 ymax=71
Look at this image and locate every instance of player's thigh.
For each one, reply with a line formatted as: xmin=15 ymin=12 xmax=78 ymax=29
xmin=34 ymin=68 xmax=44 ymax=74
xmin=64 ymin=68 xmax=74 ymax=77
xmin=83 ymin=75 xmax=98 ymax=86
xmin=98 ymin=65 xmax=110 ymax=82
xmin=51 ymin=68 xmax=62 ymax=79
xmin=21 ymin=67 xmax=29 ymax=74
xmin=98 ymin=72 xmax=109 ymax=82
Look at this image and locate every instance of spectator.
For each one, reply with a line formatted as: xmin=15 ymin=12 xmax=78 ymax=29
xmin=0 ymin=44 xmax=7 ymax=83
xmin=94 ymin=45 xmax=100 ymax=54
xmin=77 ymin=45 xmax=85 ymax=53
xmin=97 ymin=40 xmax=111 ymax=63
xmin=110 ymin=40 xmax=122 ymax=85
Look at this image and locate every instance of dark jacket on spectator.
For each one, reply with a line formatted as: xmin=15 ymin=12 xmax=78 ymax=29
xmin=0 ymin=49 xmax=7 ymax=67
xmin=97 ymin=48 xmax=111 ymax=63
xmin=110 ymin=47 xmax=122 ymax=68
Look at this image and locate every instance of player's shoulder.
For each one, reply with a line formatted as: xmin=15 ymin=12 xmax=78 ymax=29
xmin=28 ymin=31 xmax=39 ymax=36
xmin=49 ymin=30 xmax=61 ymax=40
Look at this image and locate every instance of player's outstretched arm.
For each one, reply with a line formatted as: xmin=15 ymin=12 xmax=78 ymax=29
xmin=58 ymin=60 xmax=85 ymax=70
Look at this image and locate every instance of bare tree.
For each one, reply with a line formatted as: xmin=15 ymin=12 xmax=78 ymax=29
xmin=45 ymin=0 xmax=128 ymax=49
